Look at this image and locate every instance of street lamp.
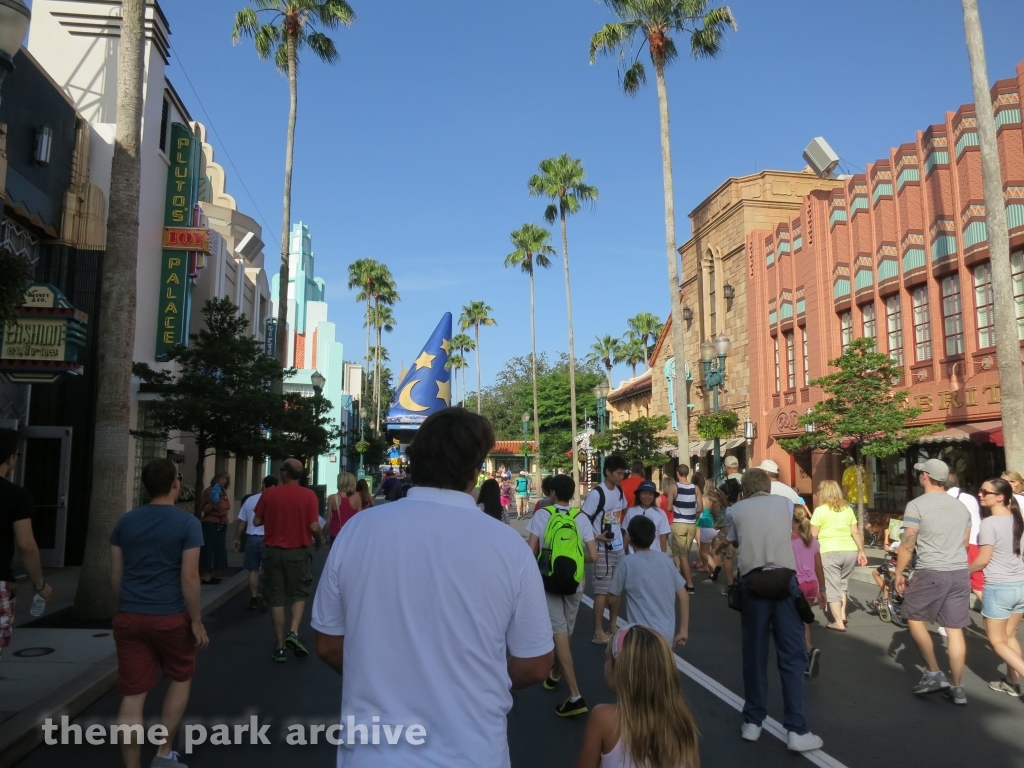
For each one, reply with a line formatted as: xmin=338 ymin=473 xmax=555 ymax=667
xmin=0 ymin=0 xmax=29 ymax=108
xmin=310 ymin=371 xmax=326 ymax=486
xmin=700 ymin=333 xmax=731 ymax=483
xmin=804 ymin=407 xmax=816 ymax=434
xmin=593 ymin=382 xmax=611 ymax=479
xmin=521 ymin=411 xmax=530 ymax=476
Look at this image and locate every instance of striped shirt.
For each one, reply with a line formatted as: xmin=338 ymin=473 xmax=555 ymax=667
xmin=673 ymin=482 xmax=697 ymax=524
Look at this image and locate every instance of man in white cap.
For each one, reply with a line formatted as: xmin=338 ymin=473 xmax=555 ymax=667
xmin=894 ymin=458 xmax=971 ymax=704
xmin=723 ymin=454 xmax=742 ymax=481
xmin=757 ymin=459 xmax=803 ymax=507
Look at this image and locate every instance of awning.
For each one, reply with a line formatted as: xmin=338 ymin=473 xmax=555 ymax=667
xmin=914 ymin=421 xmax=1003 ymax=447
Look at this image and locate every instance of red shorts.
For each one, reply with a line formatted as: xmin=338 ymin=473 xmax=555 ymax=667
xmin=967 ymin=544 xmax=985 ymax=593
xmin=113 ymin=611 xmax=196 ymax=696
xmin=798 ymin=580 xmax=819 ymax=602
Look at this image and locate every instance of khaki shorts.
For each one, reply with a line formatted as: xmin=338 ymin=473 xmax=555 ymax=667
xmin=670 ymin=523 xmax=697 ymax=558
xmin=546 ymin=591 xmax=582 ymax=635
xmin=263 ymin=546 xmax=312 ymax=607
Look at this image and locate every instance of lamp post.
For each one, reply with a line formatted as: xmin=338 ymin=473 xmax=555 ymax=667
xmin=593 ymin=382 xmax=610 ymax=479
xmin=521 ymin=411 xmax=530 ymax=477
xmin=804 ymin=407 xmax=815 ymax=434
xmin=0 ymin=0 xmax=30 ymax=108
xmin=743 ymin=416 xmax=756 ymax=464
xmin=700 ymin=333 xmax=731 ymax=483
xmin=310 ymin=371 xmax=326 ymax=486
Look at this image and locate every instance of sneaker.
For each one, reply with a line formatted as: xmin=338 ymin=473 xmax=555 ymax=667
xmin=248 ymin=597 xmax=260 ymax=610
xmin=685 ymin=584 xmax=696 ymax=595
xmin=256 ymin=595 xmax=268 ymax=612
xmin=989 ymin=679 xmax=1022 ymax=697
xmin=942 ymin=685 xmax=967 ymax=705
xmin=806 ymin=647 xmax=821 ymax=678
xmin=542 ymin=673 xmax=562 ymax=691
xmin=272 ymin=647 xmax=286 ymax=663
xmin=285 ymin=631 xmax=309 ymax=657
xmin=710 ymin=566 xmax=722 ymax=582
xmin=151 ymin=752 xmax=187 ymax=768
xmin=787 ymin=731 xmax=823 ymax=752
xmin=937 ymin=626 xmax=947 ymax=637
xmin=720 ymin=586 xmax=731 ymax=596
xmin=912 ymin=671 xmax=950 ymax=695
xmin=740 ymin=723 xmax=761 ymax=741
xmin=555 ymin=696 xmax=588 ymax=717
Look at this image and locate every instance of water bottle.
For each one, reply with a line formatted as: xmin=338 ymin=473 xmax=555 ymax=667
xmin=30 ymin=593 xmax=46 ymax=618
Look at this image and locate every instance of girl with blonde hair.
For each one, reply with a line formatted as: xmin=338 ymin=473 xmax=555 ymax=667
xmin=576 ymin=624 xmax=700 ymax=768
xmin=791 ymin=506 xmax=826 ymax=676
xmin=809 ymin=480 xmax=867 ymax=631
xmin=327 ymin=471 xmax=362 ymax=544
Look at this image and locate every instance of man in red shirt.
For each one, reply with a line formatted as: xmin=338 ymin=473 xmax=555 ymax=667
xmin=254 ymin=458 xmax=322 ymax=662
xmin=619 ymin=461 xmax=646 ymax=508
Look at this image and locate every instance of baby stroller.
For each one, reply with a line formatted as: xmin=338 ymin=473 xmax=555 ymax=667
xmin=873 ymin=550 xmax=909 ymax=629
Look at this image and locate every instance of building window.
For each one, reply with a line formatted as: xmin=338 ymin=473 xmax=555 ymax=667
xmin=912 ymin=286 xmax=932 ymax=362
xmin=159 ymin=96 xmax=170 ymax=154
xmin=1014 ymin=251 xmax=1024 ymax=340
xmin=840 ymin=312 xmax=853 ymax=350
xmin=973 ymin=262 xmax=994 ymax=348
xmin=785 ymin=332 xmax=796 ymax=389
xmin=862 ymin=302 xmax=877 ymax=345
xmin=774 ymin=337 xmax=780 ymax=392
xmin=801 ymin=327 xmax=809 ymax=386
xmin=941 ymin=274 xmax=964 ymax=356
xmin=886 ymin=294 xmax=904 ymax=366
xmin=708 ymin=257 xmax=717 ymax=337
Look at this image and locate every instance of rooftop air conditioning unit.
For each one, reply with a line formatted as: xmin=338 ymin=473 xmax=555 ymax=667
xmin=235 ymin=230 xmax=264 ymax=261
xmin=803 ymin=137 xmax=840 ymax=178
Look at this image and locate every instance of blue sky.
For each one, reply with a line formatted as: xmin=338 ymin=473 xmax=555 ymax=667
xmin=164 ymin=0 xmax=1023 ymax=392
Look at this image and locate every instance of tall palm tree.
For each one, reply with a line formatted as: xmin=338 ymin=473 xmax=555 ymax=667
xmin=505 ymin=222 xmax=556 ymax=492
xmin=961 ymin=0 xmax=1024 ymax=469
xmin=233 ymin=0 xmax=355 ymax=368
xmin=591 ymin=0 xmax=735 ymax=462
xmin=366 ymin=301 xmax=396 ymax=430
xmin=627 ymin=310 xmax=664 ymax=367
xmin=589 ymin=334 xmax=622 ymax=389
xmin=74 ymin=0 xmax=147 ymax=619
xmin=347 ymin=257 xmax=383 ymax=410
xmin=459 ymin=301 xmax=496 ymax=414
xmin=618 ymin=333 xmax=646 ymax=378
xmin=450 ymin=333 xmax=475 ymax=407
xmin=528 ymin=155 xmax=598 ymax=497
xmin=445 ymin=353 xmax=467 ymax=403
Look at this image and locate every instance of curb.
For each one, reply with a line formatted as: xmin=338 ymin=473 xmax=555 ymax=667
xmin=0 ymin=570 xmax=250 ymax=768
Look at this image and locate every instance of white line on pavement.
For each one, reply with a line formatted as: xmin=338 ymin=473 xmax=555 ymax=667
xmin=580 ymin=594 xmax=849 ymax=768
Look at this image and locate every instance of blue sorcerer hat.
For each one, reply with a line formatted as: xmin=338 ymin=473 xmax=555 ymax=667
xmin=385 ymin=312 xmax=452 ymax=428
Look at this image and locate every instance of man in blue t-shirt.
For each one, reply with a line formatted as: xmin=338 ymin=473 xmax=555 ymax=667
xmin=109 ymin=459 xmax=208 ymax=768
xmin=514 ymin=472 xmax=532 ymax=519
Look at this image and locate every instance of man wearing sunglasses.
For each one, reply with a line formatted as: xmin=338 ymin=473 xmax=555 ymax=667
xmin=0 ymin=428 xmax=52 ymax=660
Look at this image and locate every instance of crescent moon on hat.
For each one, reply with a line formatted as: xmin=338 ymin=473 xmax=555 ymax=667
xmin=398 ymin=380 xmax=429 ymax=412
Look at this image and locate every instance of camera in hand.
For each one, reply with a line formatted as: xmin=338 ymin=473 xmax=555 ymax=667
xmin=601 ymin=519 xmax=614 ymax=551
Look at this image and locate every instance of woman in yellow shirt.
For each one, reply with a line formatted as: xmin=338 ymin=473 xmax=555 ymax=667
xmin=810 ymin=480 xmax=868 ymax=631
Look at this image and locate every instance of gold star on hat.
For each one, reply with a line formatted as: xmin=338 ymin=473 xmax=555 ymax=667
xmin=436 ymin=378 xmax=451 ymax=406
xmin=440 ymin=338 xmax=451 ymax=354
xmin=413 ymin=351 xmax=436 ymax=370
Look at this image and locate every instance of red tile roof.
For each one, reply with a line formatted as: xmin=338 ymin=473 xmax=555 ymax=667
xmin=608 ymin=370 xmax=653 ymax=402
xmin=491 ymin=440 xmax=537 ymax=454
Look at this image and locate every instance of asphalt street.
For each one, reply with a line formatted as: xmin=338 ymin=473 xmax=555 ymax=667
xmin=14 ymin=543 xmax=1024 ymax=767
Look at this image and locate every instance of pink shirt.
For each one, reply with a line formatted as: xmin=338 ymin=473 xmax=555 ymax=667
xmin=790 ymin=532 xmax=820 ymax=586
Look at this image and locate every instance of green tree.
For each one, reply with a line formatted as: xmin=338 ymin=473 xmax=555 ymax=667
xmin=459 ymin=300 xmax=497 ymax=414
xmin=591 ymin=0 xmax=735 ymax=464
xmin=267 ymin=390 xmax=343 ymax=466
xmin=233 ymin=0 xmax=355 ymax=367
xmin=506 ymin=222 xmax=556 ymax=493
xmin=445 ymin=352 xmax=467 ymax=403
xmin=591 ymin=415 xmax=672 ymax=470
xmin=366 ymin=297 xmax=397 ymax=430
xmin=588 ymin=334 xmax=622 ymax=389
xmin=627 ymin=311 xmax=664 ymax=367
xmin=0 ymin=253 xmax=33 ymax=327
xmin=347 ymin=257 xmax=385 ymax=407
xmin=778 ymin=338 xmax=939 ymax=536
xmin=618 ymin=333 xmax=646 ymax=378
xmin=449 ymin=332 xmax=475 ymax=405
xmin=528 ymin=154 xmax=599 ymax=497
xmin=961 ymin=0 xmax=1024 ymax=470
xmin=131 ymin=299 xmax=292 ymax=515
xmin=74 ymin=0 xmax=147 ymax=619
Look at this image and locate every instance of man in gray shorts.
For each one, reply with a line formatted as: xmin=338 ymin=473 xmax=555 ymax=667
xmin=895 ymin=458 xmax=972 ymax=704
xmin=527 ymin=474 xmax=598 ymax=718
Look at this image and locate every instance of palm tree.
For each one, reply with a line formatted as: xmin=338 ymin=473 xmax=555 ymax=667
xmin=589 ymin=334 xmax=622 ymax=389
xmin=528 ymin=155 xmax=598 ymax=497
xmin=233 ymin=0 xmax=355 ymax=368
xmin=369 ymin=269 xmax=398 ymax=430
xmin=961 ymin=0 xmax=1024 ymax=469
xmin=445 ymin=353 xmax=467 ymax=404
xmin=627 ymin=311 xmax=664 ymax=367
xmin=591 ymin=0 xmax=735 ymax=462
xmin=459 ymin=301 xmax=497 ymax=414
xmin=74 ymin=0 xmax=147 ymax=619
xmin=506 ymin=222 xmax=556 ymax=493
xmin=450 ymin=333 xmax=475 ymax=407
xmin=347 ymin=257 xmax=384 ymax=409
xmin=618 ymin=333 xmax=646 ymax=378
xmin=366 ymin=301 xmax=396 ymax=430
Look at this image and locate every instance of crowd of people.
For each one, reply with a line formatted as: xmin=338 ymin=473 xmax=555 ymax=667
xmin=5 ymin=414 xmax=1024 ymax=768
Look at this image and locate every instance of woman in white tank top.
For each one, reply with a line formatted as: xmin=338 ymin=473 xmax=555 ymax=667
xmin=574 ymin=625 xmax=701 ymax=768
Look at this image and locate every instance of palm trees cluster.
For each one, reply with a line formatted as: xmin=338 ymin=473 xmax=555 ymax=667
xmin=588 ymin=312 xmax=665 ymax=386
xmin=346 ymin=259 xmax=398 ymax=433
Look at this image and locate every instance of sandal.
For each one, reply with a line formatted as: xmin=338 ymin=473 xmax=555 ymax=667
xmin=826 ymin=623 xmax=847 ymax=632
xmin=592 ymin=636 xmax=610 ymax=645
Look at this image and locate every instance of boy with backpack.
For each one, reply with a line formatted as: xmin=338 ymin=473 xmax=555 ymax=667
xmin=527 ymin=473 xmax=598 ymax=717
xmin=581 ymin=455 xmax=628 ymax=643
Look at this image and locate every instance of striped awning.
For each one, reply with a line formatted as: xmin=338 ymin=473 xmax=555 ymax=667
xmin=914 ymin=421 xmax=1003 ymax=446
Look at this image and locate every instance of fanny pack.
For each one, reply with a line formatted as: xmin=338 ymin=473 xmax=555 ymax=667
xmin=743 ymin=566 xmax=795 ymax=600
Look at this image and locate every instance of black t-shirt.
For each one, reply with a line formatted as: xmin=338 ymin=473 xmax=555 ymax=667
xmin=0 ymin=476 xmax=35 ymax=582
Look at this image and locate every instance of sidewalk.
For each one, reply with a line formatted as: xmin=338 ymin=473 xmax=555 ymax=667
xmin=0 ymin=556 xmax=249 ymax=768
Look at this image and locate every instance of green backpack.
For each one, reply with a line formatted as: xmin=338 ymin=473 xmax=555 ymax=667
xmin=537 ymin=506 xmax=585 ymax=595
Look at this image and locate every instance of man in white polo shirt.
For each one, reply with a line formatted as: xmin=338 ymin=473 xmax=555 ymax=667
xmin=758 ymin=459 xmax=803 ymax=508
xmin=312 ymin=408 xmax=553 ymax=767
